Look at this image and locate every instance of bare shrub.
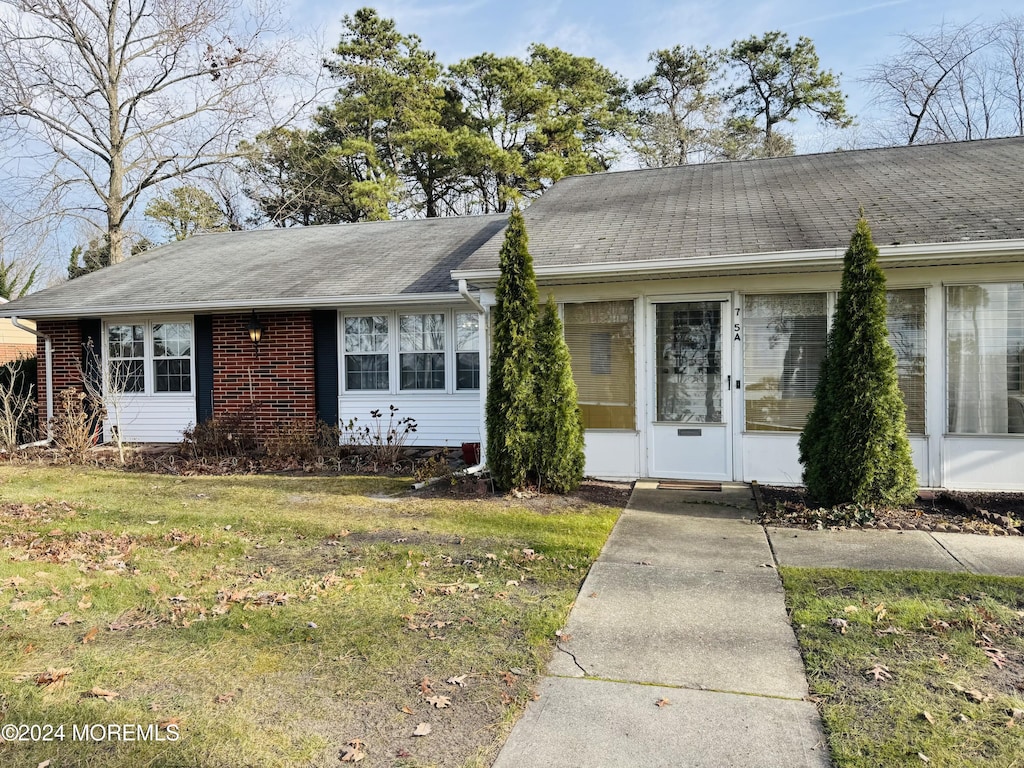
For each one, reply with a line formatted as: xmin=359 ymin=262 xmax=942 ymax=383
xmin=0 ymin=356 xmax=36 ymax=449
xmin=346 ymin=406 xmax=418 ymax=467
xmin=181 ymin=413 xmax=259 ymax=460
xmin=50 ymin=388 xmax=102 ymax=463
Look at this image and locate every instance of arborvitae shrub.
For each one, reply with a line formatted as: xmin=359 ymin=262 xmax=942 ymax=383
xmin=485 ymin=207 xmax=538 ymax=491
xmin=532 ymin=295 xmax=585 ymax=493
xmin=798 ymin=215 xmax=918 ymax=506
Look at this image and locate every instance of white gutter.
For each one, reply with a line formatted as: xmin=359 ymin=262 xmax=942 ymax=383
xmin=451 ymin=238 xmax=1024 ymax=284
xmin=0 ymin=291 xmax=469 ymax=320
xmin=457 ymin=279 xmax=485 ymax=314
xmin=11 ymin=317 xmax=52 ymax=439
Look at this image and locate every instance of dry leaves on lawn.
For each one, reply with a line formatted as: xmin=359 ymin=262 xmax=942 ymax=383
xmin=413 ymin=723 xmax=431 ymax=737
xmin=35 ymin=667 xmax=73 ymax=691
xmin=83 ymin=687 xmax=119 ymax=702
xmin=340 ymin=738 xmax=366 ymax=762
xmin=446 ymin=675 xmax=467 ymax=688
xmin=425 ymin=695 xmax=451 ymax=709
xmin=866 ymin=664 xmax=893 ymax=682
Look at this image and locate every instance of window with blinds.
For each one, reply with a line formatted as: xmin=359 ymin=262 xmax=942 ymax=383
xmin=743 ymin=294 xmax=827 ymax=432
xmin=947 ymin=283 xmax=1024 ymax=434
xmin=886 ymin=289 xmax=926 ymax=434
xmin=563 ymin=300 xmax=635 ymax=430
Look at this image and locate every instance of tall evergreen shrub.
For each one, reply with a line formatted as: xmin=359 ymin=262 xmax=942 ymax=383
xmin=798 ymin=215 xmax=918 ymax=506
xmin=485 ymin=207 xmax=538 ymax=490
xmin=532 ymin=295 xmax=585 ymax=492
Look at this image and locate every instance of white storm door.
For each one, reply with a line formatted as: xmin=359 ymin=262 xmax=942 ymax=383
xmin=649 ymin=298 xmax=732 ymax=480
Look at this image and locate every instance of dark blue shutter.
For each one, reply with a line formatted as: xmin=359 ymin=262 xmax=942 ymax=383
xmin=312 ymin=310 xmax=339 ymax=426
xmin=78 ymin=318 xmax=103 ymax=441
xmin=194 ymin=315 xmax=214 ymax=423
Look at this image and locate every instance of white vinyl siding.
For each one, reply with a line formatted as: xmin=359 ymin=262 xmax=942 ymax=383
xmin=339 ymin=392 xmax=480 ymax=447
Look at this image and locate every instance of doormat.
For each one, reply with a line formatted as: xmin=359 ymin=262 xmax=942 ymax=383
xmin=657 ymin=481 xmax=722 ymax=492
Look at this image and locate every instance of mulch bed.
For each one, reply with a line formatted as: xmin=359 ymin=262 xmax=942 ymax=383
xmin=758 ymin=484 xmax=1024 ymax=535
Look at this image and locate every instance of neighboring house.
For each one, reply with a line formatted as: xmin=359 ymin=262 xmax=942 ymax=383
xmin=3 ymin=137 xmax=1024 ymax=490
xmin=0 ymin=300 xmax=37 ymax=362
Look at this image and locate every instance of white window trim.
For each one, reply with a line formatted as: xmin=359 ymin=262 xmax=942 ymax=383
xmin=101 ymin=317 xmax=196 ymax=397
xmin=339 ymin=308 xmax=482 ymax=395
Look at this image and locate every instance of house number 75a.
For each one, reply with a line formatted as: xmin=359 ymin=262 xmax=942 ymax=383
xmin=733 ymin=307 xmax=741 ymax=342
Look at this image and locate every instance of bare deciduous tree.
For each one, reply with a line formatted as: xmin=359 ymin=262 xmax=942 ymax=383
xmin=865 ymin=17 xmax=1024 ymax=145
xmin=0 ymin=0 xmax=320 ymax=264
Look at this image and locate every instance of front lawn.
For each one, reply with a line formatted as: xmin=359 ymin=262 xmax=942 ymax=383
xmin=0 ymin=466 xmax=621 ymax=767
xmin=783 ymin=567 xmax=1024 ymax=767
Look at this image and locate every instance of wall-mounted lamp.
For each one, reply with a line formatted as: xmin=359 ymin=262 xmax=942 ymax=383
xmin=247 ymin=311 xmax=264 ymax=351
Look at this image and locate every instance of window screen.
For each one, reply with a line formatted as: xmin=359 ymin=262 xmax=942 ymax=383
xmin=564 ymin=301 xmax=635 ymax=429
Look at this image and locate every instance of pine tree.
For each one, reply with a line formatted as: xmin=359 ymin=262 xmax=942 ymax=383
xmin=532 ymin=295 xmax=585 ymax=492
xmin=485 ymin=207 xmax=539 ymax=490
xmin=799 ymin=215 xmax=918 ymax=506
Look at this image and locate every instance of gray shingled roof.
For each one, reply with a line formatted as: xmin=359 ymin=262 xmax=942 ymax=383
xmin=3 ymin=214 xmax=507 ymax=318
xmin=458 ymin=136 xmax=1024 ymax=273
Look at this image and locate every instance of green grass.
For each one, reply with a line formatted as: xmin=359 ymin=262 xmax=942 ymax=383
xmin=782 ymin=567 xmax=1024 ymax=768
xmin=0 ymin=466 xmax=621 ymax=767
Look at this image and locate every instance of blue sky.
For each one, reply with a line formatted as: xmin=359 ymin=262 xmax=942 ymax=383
xmin=294 ymin=0 xmax=1016 ymax=147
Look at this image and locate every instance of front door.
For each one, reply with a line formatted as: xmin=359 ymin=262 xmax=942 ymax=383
xmin=649 ymin=298 xmax=732 ymax=480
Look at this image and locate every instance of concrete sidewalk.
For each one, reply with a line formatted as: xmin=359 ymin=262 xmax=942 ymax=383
xmin=492 ymin=482 xmax=830 ymax=768
xmin=767 ymin=526 xmax=1024 ymax=576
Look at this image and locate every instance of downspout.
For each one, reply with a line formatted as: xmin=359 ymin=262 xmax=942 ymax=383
xmin=11 ymin=317 xmax=52 ymax=441
xmin=458 ymin=279 xmax=488 ymax=469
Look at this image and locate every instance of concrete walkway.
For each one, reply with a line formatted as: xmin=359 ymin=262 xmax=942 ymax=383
xmin=767 ymin=526 xmax=1024 ymax=575
xmin=492 ymin=481 xmax=831 ymax=768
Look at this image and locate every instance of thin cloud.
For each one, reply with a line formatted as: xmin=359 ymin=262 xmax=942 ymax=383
xmin=794 ymin=0 xmax=912 ymax=28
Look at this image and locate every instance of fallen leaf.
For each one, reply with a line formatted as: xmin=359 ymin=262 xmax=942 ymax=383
xmin=157 ymin=717 xmax=181 ymax=730
xmin=921 ymin=711 xmax=935 ymax=725
xmin=447 ymin=675 xmax=467 ymax=688
xmin=656 ymin=698 xmax=670 ymax=708
xmin=866 ymin=664 xmax=893 ymax=682
xmin=873 ymin=603 xmax=887 ymax=621
xmin=843 ymin=605 xmax=859 ymax=614
xmin=501 ymin=671 xmax=516 ymax=687
xmin=1013 ymin=708 xmax=1024 ymax=720
xmin=412 ymin=722 xmax=431 ymax=737
xmin=146 ymin=520 xmax=160 ymax=525
xmin=83 ymin=687 xmax=119 ymax=702
xmin=34 ymin=667 xmax=73 ymax=691
xmin=419 ymin=676 xmax=432 ymax=695
xmin=588 ymin=592 xmax=598 ymax=598
xmin=77 ymin=596 xmax=93 ymax=610
xmin=24 ymin=643 xmax=36 ymax=654
xmin=214 ymin=692 xmax=236 ymax=704
xmin=399 ymin=705 xmax=415 ymax=715
xmin=38 ymin=760 xmax=51 ymax=768
xmin=918 ymin=753 xmax=930 ymax=763
xmin=81 ymin=627 xmax=99 ymax=644
xmin=52 ymin=612 xmax=76 ymax=626
xmin=425 ymin=695 xmax=451 ymax=709
xmin=340 ymin=738 xmax=366 ymax=762
xmin=827 ymin=617 xmax=848 ymax=634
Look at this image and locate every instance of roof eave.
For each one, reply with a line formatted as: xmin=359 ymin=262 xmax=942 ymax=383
xmin=451 ymin=239 xmax=1024 ymax=285
xmin=0 ymin=291 xmax=470 ymax=320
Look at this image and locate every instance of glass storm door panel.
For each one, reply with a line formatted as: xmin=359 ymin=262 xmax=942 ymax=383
xmin=649 ymin=300 xmax=732 ymax=480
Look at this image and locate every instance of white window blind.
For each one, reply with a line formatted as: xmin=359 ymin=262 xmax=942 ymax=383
xmin=564 ymin=301 xmax=635 ymax=430
xmin=743 ymin=294 xmax=827 ymax=432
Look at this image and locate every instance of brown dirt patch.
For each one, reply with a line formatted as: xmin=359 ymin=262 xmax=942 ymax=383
xmin=759 ymin=485 xmax=1024 ymax=535
xmin=414 ymin=477 xmax=633 ymax=512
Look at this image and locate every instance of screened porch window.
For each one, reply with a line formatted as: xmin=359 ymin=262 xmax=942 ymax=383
xmin=946 ymin=284 xmax=1024 ymax=434
xmin=743 ymin=294 xmax=827 ymax=432
xmin=564 ymin=300 xmax=635 ymax=429
xmin=886 ymin=289 xmax=926 ymax=434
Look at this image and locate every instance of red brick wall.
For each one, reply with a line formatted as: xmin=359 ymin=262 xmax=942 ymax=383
xmin=211 ymin=312 xmax=316 ymax=431
xmin=35 ymin=320 xmax=83 ymax=432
